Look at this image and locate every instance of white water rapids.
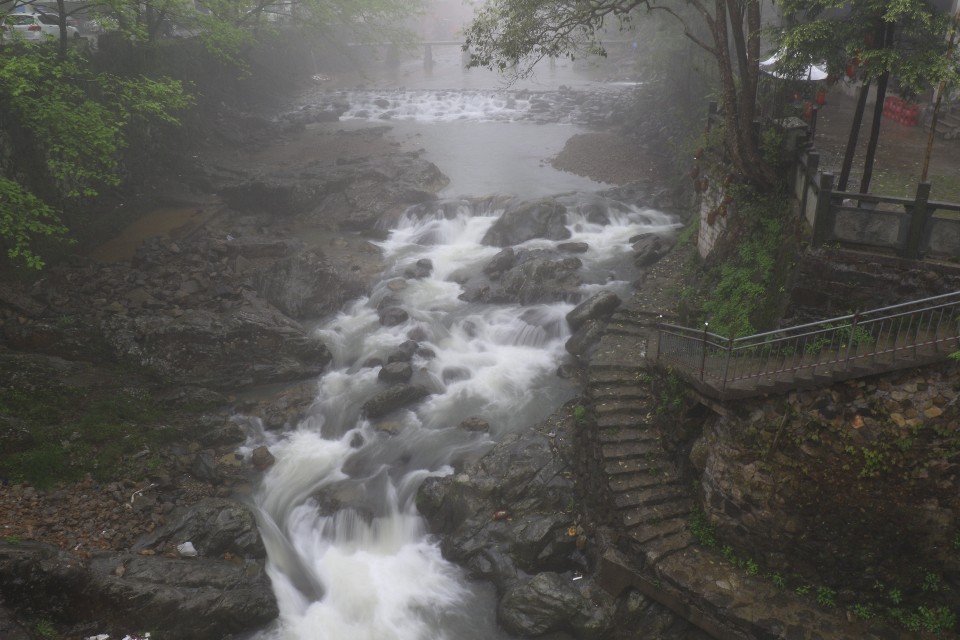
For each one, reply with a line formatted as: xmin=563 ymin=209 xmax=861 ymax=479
xmin=245 ymin=49 xmax=678 ymax=640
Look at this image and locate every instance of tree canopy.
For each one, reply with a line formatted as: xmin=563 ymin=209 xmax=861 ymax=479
xmin=464 ymin=0 xmax=776 ymax=187
xmin=464 ymin=0 xmax=959 ymax=190
xmin=0 ymin=0 xmax=423 ymax=269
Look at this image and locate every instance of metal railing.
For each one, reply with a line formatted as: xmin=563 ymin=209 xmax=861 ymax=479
xmin=656 ymin=291 xmax=960 ymax=397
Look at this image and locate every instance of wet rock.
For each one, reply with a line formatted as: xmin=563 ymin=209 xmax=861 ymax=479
xmin=404 ymin=258 xmax=433 ymax=279
xmin=101 ymin=300 xmax=331 ymax=391
xmin=0 ymin=541 xmax=277 ymax=640
xmin=190 ymin=451 xmax=221 ymax=484
xmin=132 ymin=497 xmax=266 ymax=559
xmin=482 ymin=199 xmax=571 ymax=247
xmin=378 ymin=307 xmax=409 ymax=326
xmin=361 ymin=384 xmax=430 ymax=418
xmin=498 ymin=572 xmax=616 ymax=638
xmin=387 ymin=340 xmax=419 ymax=363
xmin=418 ymin=418 xmax=581 ymax=585
xmin=442 ymin=366 xmax=471 ymax=383
xmin=557 ymin=242 xmax=589 ymax=253
xmin=379 ymin=361 xmax=413 ymax=383
xmin=565 ymin=320 xmax=607 ymax=360
xmin=251 ymin=446 xmax=276 ymax=471
xmin=459 ymin=416 xmax=490 ymax=432
xmin=632 ymin=233 xmax=674 ymax=268
xmin=483 ymin=248 xmax=517 ymax=278
xmin=566 ymin=291 xmax=622 ymax=332
xmin=253 ymin=248 xmax=367 ymax=320
xmin=499 ymin=257 xmax=583 ymax=305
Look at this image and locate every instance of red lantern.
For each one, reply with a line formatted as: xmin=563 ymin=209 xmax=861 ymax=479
xmin=815 ymin=90 xmax=827 ymax=106
xmin=845 ymin=63 xmax=856 ymax=78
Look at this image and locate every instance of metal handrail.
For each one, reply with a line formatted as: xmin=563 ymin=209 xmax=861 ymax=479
xmin=656 ymin=291 xmax=960 ymax=396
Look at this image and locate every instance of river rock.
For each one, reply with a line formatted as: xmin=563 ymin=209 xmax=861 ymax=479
xmin=379 ymin=361 xmax=413 ymax=383
xmin=565 ymin=291 xmax=622 ymax=332
xmin=253 ymin=248 xmax=367 ymax=320
xmin=0 ymin=541 xmax=277 ymax=640
xmin=497 ymin=571 xmax=616 ymax=638
xmin=378 ymin=306 xmax=409 ymax=326
xmin=251 ymin=445 xmax=276 ymax=470
xmin=565 ymin=319 xmax=607 ymax=359
xmin=632 ymin=233 xmax=674 ymax=267
xmin=418 ymin=417 xmax=583 ymax=586
xmin=497 ymin=257 xmax=583 ymax=305
xmin=361 ymin=383 xmax=430 ymax=418
xmin=482 ymin=199 xmax=571 ymax=247
xmin=101 ymin=299 xmax=331 ymax=390
xmin=132 ymin=497 xmax=266 ymax=559
xmin=483 ymin=248 xmax=517 ymax=278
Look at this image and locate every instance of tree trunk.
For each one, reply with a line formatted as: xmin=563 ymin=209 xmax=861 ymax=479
xmin=837 ymin=79 xmax=870 ymax=191
xmin=859 ymin=22 xmax=895 ymax=195
xmin=56 ymin=0 xmax=68 ymax=60
xmin=921 ymin=9 xmax=960 ymax=183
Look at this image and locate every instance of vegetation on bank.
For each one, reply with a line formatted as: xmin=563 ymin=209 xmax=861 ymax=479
xmin=0 ymin=0 xmax=424 ymax=271
xmin=0 ymin=370 xmax=173 ymax=489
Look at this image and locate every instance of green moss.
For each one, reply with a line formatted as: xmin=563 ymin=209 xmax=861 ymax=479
xmin=0 ymin=383 xmax=175 ymax=488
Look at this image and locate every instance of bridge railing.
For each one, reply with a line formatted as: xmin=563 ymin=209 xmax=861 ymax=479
xmin=656 ymin=291 xmax=960 ymax=395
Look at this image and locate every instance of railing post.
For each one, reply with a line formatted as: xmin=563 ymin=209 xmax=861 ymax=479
xmin=905 ymin=182 xmax=931 ymax=260
xmin=721 ymin=336 xmax=734 ymax=394
xmin=812 ymin=172 xmax=835 ymax=247
xmin=655 ymin=315 xmax=663 ymax=362
xmin=699 ymin=322 xmax=709 ymax=382
xmin=843 ymin=312 xmax=861 ymax=370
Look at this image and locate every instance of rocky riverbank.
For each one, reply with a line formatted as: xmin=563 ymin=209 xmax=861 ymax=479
xmin=0 ymin=74 xmax=686 ymax=638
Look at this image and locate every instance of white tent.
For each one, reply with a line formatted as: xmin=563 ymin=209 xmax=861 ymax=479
xmin=760 ymin=53 xmax=829 ymax=81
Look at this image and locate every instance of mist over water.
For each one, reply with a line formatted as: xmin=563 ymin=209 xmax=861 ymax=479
xmin=247 ymin=45 xmax=676 ymax=640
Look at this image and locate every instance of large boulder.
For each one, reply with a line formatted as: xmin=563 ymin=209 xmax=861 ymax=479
xmin=498 ymin=572 xmax=616 ymax=638
xmin=101 ymin=298 xmax=331 ymax=390
xmin=0 ymin=541 xmax=277 ymax=640
xmin=131 ymin=498 xmax=266 ymax=559
xmin=253 ymin=248 xmax=367 ymax=320
xmin=361 ymin=383 xmax=430 ymax=418
xmin=417 ymin=418 xmax=583 ymax=587
xmin=482 ymin=199 xmax=571 ymax=247
xmin=565 ymin=291 xmax=622 ymax=332
xmin=498 ymin=257 xmax=583 ymax=305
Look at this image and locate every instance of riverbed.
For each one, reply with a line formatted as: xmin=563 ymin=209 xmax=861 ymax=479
xmin=242 ymin=47 xmax=679 ymax=640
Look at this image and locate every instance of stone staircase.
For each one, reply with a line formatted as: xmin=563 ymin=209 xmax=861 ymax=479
xmin=584 ymin=306 xmax=695 ymax=566
xmin=578 ymin=293 xmax=902 ymax=638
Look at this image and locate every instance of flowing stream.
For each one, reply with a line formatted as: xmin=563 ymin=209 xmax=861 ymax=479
xmin=246 ymin=47 xmax=677 ymax=639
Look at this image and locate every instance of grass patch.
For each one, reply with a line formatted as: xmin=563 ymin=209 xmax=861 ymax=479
xmin=689 ymin=184 xmax=795 ymax=337
xmin=869 ymin=169 xmax=960 ymax=204
xmin=0 ymin=384 xmax=174 ymax=488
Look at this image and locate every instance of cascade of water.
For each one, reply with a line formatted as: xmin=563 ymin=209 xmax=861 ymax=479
xmin=248 ymin=195 xmax=677 ymax=639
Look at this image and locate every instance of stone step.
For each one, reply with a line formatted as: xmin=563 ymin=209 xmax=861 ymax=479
xmin=587 ymin=368 xmax=646 ymax=385
xmin=596 ymin=413 xmax=656 ymax=429
xmin=587 ymin=384 xmax=654 ymax=402
xmin=640 ymin=529 xmax=695 ymax=565
xmin=604 ymin=323 xmax=650 ymax=338
xmin=601 ymin=440 xmax=663 ymax=460
xmin=620 ymin=500 xmax=692 ymax=532
xmin=612 ymin=483 xmax=689 ymax=510
xmin=589 ymin=337 xmax=648 ymax=368
xmin=604 ymin=457 xmax=676 ymax=477
xmin=592 ymin=399 xmax=652 ymax=416
xmin=597 ymin=427 xmax=661 ymax=445
xmin=609 ymin=473 xmax=677 ymax=493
